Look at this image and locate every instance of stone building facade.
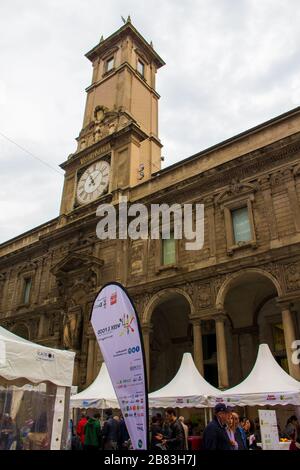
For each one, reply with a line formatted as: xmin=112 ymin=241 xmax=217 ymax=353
xmin=1 ymin=20 xmax=300 ymax=391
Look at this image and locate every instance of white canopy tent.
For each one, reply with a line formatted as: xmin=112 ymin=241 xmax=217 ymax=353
xmin=70 ymin=362 xmax=118 ymax=409
xmin=0 ymin=326 xmax=75 ymax=387
xmin=207 ymin=343 xmax=300 ymax=407
xmin=0 ymin=326 xmax=75 ymax=450
xmin=148 ymin=352 xmax=220 ymax=408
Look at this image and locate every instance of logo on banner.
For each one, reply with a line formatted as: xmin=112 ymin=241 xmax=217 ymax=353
xmin=119 ymin=313 xmax=135 ymax=336
xmin=96 ymin=297 xmax=106 ymax=308
xmin=110 ymin=292 xmax=117 ymax=305
xmin=128 ymin=345 xmax=140 ymax=354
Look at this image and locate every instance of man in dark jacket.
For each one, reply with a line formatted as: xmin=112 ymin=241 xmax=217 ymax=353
xmin=158 ymin=407 xmax=185 ymax=450
xmin=202 ymin=404 xmax=233 ymax=450
xmin=102 ymin=409 xmax=120 ymax=450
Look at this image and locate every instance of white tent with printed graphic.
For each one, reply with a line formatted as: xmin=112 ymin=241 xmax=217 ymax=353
xmin=0 ymin=326 xmax=74 ymax=387
xmin=148 ymin=352 xmax=220 ymax=408
xmin=0 ymin=325 xmax=75 ymax=450
xmin=207 ymin=343 xmax=300 ymax=407
xmin=70 ymin=361 xmax=119 ymax=409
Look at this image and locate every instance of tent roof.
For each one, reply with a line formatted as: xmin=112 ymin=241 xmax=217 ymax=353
xmin=223 ymin=344 xmax=300 ymax=395
xmin=0 ymin=326 xmax=75 ymax=387
xmin=149 ymin=352 xmax=220 ymax=408
xmin=211 ymin=344 xmax=300 ymax=406
xmin=70 ymin=362 xmax=118 ymax=409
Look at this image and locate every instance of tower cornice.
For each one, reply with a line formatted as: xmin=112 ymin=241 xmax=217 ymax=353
xmin=85 ymin=22 xmax=165 ymax=68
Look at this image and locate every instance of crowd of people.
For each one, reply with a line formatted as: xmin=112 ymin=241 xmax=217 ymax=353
xmin=70 ymin=405 xmax=300 ymax=451
xmin=72 ymin=408 xmax=130 ymax=450
xmin=3 ymin=405 xmax=298 ymax=451
xmin=71 ymin=405 xmax=300 ymax=451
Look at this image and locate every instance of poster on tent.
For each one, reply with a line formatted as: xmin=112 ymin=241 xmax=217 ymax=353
xmin=90 ymin=282 xmax=149 ymax=450
xmin=258 ymin=410 xmax=280 ymax=450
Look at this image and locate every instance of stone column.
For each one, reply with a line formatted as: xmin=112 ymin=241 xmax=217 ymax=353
xmin=281 ymin=305 xmax=300 ymax=380
xmin=86 ymin=337 xmax=96 ymax=385
xmin=38 ymin=315 xmax=46 ymax=338
xmin=215 ymin=314 xmax=229 ymax=388
xmin=191 ymin=319 xmax=204 ymax=376
xmin=94 ymin=341 xmax=103 ymax=378
xmin=142 ymin=324 xmax=152 ymax=387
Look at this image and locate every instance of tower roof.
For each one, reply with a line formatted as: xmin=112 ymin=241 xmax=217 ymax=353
xmin=85 ymin=20 xmax=165 ymax=68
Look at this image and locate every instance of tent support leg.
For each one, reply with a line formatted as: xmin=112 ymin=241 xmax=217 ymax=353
xmin=50 ymin=386 xmax=69 ymax=450
xmin=204 ymin=408 xmax=207 ymax=426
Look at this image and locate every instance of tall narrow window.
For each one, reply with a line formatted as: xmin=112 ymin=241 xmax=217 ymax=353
xmin=106 ymin=57 xmax=114 ymax=72
xmin=137 ymin=59 xmax=145 ymax=77
xmin=23 ymin=278 xmax=32 ymax=304
xmin=162 ymin=234 xmax=176 ymax=266
xmin=231 ymin=207 xmax=251 ymax=243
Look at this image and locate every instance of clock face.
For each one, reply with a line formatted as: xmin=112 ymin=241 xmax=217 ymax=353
xmin=77 ymin=160 xmax=110 ymax=205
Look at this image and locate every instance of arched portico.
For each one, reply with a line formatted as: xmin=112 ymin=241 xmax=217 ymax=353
xmin=142 ymin=288 xmax=194 ymax=392
xmin=215 ymin=268 xmax=300 ymax=385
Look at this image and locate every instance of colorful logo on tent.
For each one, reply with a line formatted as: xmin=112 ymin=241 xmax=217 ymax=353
xmin=110 ymin=292 xmax=117 ymax=305
xmin=266 ymin=395 xmax=276 ymax=401
xmin=138 ymin=439 xmax=143 ymax=448
xmin=119 ymin=313 xmax=135 ymax=336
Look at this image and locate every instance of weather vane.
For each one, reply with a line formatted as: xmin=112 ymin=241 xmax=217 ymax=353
xmin=121 ymin=15 xmax=131 ymax=24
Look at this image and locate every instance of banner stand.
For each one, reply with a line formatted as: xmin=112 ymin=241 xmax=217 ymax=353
xmin=90 ymin=282 xmax=149 ymax=450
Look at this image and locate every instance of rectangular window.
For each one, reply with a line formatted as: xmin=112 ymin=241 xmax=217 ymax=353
xmin=162 ymin=235 xmax=176 ymax=265
xmin=137 ymin=59 xmax=145 ymax=76
xmin=231 ymin=206 xmax=252 ymax=243
xmin=106 ymin=57 xmax=114 ymax=72
xmin=23 ymin=278 xmax=32 ymax=304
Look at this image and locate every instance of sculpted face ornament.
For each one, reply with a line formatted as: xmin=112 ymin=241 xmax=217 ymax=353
xmin=94 ymin=105 xmax=107 ymax=123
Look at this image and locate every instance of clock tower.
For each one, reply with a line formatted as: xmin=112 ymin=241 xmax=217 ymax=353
xmin=60 ymin=18 xmax=165 ymax=215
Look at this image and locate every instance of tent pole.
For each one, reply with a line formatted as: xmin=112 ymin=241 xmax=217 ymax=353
xmin=204 ymin=408 xmax=207 ymax=426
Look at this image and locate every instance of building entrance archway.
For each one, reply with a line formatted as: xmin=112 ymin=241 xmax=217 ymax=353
xmin=220 ymin=269 xmax=284 ymax=385
xmin=148 ymin=291 xmax=192 ymax=392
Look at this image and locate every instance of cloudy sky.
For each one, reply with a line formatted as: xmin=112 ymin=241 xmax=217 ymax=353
xmin=1 ymin=0 xmax=300 ymax=243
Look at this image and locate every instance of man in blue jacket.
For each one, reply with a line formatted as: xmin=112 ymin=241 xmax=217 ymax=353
xmin=202 ymin=404 xmax=233 ymax=450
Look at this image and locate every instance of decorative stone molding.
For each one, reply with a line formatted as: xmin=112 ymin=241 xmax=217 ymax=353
xmin=215 ymin=179 xmax=258 ymax=204
xmin=16 ymin=261 xmax=38 ymax=276
xmin=284 ymin=263 xmax=300 ymax=292
xmin=51 ymin=253 xmax=103 ymax=299
xmin=132 ymin=293 xmax=151 ymax=317
xmin=196 ymin=282 xmax=212 ymax=308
